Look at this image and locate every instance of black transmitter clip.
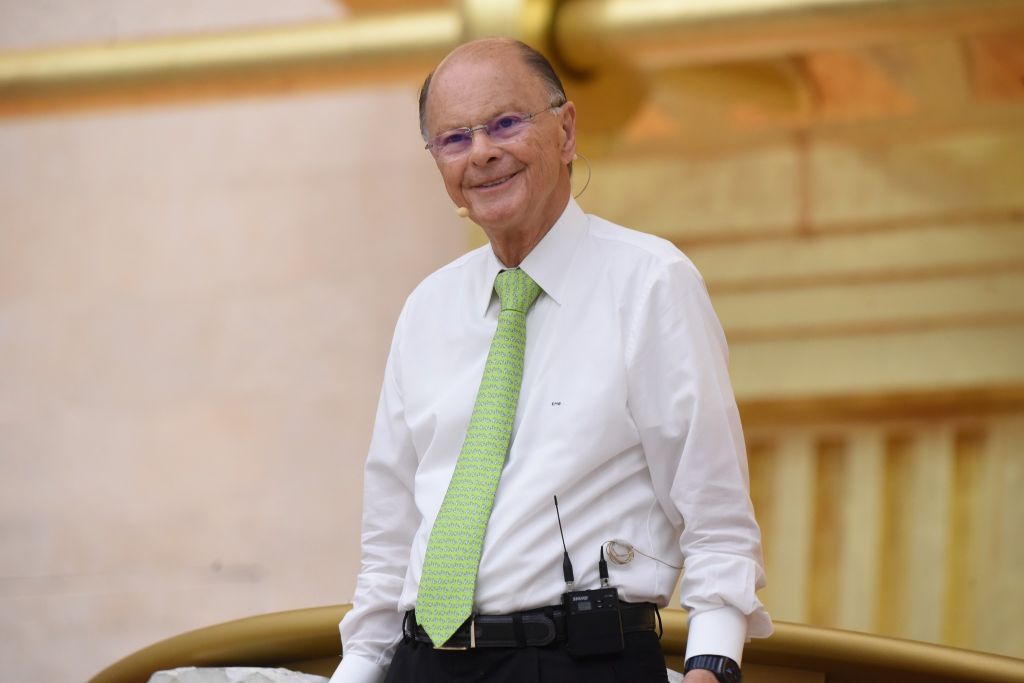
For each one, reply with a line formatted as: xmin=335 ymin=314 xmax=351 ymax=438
xmin=562 ymin=583 xmax=624 ymax=658
xmin=553 ymin=497 xmax=624 ymax=658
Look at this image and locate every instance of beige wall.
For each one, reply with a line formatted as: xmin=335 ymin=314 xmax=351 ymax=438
xmin=0 ymin=63 xmax=466 ymax=683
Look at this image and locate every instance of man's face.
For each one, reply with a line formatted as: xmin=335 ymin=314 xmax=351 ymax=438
xmin=424 ymin=47 xmax=576 ymax=239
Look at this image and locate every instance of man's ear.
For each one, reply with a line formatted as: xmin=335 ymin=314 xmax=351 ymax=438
xmin=559 ymin=101 xmax=577 ymax=165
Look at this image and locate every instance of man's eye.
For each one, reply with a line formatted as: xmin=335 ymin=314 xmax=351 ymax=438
xmin=441 ymin=131 xmax=469 ymax=146
xmin=494 ymin=115 xmax=523 ymax=129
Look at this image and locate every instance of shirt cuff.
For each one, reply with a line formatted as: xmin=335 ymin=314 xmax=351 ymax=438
xmin=684 ymin=606 xmax=748 ymax=665
xmin=327 ymin=653 xmax=386 ymax=683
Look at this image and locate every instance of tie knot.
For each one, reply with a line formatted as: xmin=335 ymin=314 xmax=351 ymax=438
xmin=494 ymin=268 xmax=542 ymax=313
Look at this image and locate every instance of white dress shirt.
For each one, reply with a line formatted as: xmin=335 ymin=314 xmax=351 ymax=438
xmin=330 ymin=199 xmax=771 ymax=683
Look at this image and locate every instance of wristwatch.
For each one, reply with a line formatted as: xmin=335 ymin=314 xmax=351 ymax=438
xmin=683 ymin=654 xmax=742 ymax=683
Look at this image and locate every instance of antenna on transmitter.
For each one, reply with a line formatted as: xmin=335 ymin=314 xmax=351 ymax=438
xmin=553 ymin=495 xmax=575 ymax=590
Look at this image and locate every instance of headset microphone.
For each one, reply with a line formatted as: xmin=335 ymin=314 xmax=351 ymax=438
xmin=456 ymin=206 xmax=470 ymax=218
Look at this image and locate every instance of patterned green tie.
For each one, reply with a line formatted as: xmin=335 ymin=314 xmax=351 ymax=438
xmin=416 ymin=268 xmax=542 ymax=646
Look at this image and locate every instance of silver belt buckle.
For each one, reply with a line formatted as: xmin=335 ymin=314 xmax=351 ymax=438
xmin=434 ymin=614 xmax=476 ymax=650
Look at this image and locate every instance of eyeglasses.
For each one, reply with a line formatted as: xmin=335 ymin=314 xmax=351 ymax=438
xmin=425 ymin=104 xmax=565 ymax=160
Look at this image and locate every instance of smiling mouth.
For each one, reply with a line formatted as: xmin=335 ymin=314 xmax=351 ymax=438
xmin=473 ymin=171 xmax=519 ymax=189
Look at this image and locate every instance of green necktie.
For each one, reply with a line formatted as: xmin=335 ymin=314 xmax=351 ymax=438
xmin=416 ymin=267 xmax=542 ymax=647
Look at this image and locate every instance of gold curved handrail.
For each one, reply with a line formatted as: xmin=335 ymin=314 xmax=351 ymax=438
xmin=89 ymin=605 xmax=351 ymax=683
xmin=89 ymin=604 xmax=1024 ymax=683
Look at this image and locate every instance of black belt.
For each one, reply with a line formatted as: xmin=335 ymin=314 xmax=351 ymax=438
xmin=404 ymin=601 xmax=659 ymax=649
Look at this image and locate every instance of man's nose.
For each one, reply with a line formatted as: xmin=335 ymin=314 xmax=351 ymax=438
xmin=467 ymin=128 xmax=501 ymax=164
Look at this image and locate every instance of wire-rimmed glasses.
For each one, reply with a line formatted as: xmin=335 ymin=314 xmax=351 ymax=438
xmin=425 ymin=103 xmax=565 ymax=161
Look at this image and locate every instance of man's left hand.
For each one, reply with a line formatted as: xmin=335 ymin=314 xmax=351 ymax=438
xmin=682 ymin=670 xmax=719 ymax=683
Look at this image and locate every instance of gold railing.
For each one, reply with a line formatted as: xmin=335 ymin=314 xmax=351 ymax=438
xmin=88 ymin=603 xmax=1024 ymax=683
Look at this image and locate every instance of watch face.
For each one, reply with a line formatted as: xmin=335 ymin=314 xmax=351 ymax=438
xmin=721 ymin=663 xmax=742 ymax=683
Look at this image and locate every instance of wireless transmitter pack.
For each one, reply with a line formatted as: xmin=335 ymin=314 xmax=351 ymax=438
xmin=554 ymin=496 xmax=624 ymax=658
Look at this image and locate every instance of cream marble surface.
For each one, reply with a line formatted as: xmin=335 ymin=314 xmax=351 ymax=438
xmin=150 ymin=669 xmax=327 ymax=683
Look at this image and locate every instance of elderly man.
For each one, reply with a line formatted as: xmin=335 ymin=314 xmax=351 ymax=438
xmin=329 ymin=38 xmax=771 ymax=683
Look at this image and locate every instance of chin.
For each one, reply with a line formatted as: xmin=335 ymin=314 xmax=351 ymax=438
xmin=473 ymin=192 xmax=532 ymax=224
xmin=474 ymin=207 xmax=526 ymax=233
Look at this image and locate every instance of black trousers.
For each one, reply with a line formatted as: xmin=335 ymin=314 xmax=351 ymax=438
xmin=382 ymin=630 xmax=670 ymax=683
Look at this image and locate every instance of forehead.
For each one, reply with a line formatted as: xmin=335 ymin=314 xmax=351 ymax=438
xmin=426 ymin=50 xmax=549 ymax=132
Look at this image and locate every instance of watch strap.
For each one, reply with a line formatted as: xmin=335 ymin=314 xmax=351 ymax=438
xmin=683 ymin=654 xmax=743 ymax=683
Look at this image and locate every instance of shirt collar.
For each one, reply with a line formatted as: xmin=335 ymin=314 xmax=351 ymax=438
xmin=478 ymin=198 xmax=588 ymax=316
